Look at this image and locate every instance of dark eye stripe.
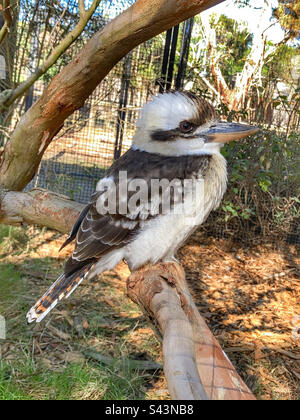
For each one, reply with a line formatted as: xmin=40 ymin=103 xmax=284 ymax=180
xmin=151 ymin=122 xmax=199 ymax=142
xmin=151 ymin=129 xmax=179 ymax=141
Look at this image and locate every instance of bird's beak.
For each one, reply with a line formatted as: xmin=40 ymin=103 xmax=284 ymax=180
xmin=205 ymin=121 xmax=259 ymax=143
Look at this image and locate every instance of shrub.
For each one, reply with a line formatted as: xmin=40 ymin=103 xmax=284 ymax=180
xmin=202 ymin=128 xmax=300 ymax=244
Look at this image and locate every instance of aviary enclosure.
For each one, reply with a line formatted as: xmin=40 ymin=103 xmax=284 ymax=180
xmin=0 ymin=0 xmax=299 ymax=401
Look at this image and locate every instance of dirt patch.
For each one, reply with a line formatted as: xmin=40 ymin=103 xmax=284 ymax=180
xmin=179 ymin=232 xmax=300 ymax=400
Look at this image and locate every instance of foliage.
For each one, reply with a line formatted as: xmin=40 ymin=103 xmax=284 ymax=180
xmin=210 ymin=14 xmax=253 ymax=86
xmin=263 ymin=43 xmax=298 ymax=85
xmin=189 ymin=13 xmax=253 ymax=87
xmin=273 ymin=0 xmax=300 ymax=41
xmin=188 ymin=8 xmax=299 ymax=131
xmin=235 ymin=0 xmax=300 ymax=41
xmin=203 ymin=127 xmax=300 ymax=243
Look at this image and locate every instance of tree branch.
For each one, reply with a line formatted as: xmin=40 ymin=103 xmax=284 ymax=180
xmin=0 ymin=0 xmax=13 ymax=47
xmin=231 ymin=32 xmax=266 ymax=110
xmin=1 ymin=0 xmax=12 ymax=25
xmin=0 ymin=20 xmax=8 ymax=46
xmin=0 ymin=188 xmax=84 ymax=232
xmin=0 ymin=0 xmax=101 ymax=113
xmin=127 ymin=262 xmax=256 ymax=400
xmin=0 ymin=0 xmax=224 ymax=192
xmin=206 ymin=26 xmax=231 ymax=105
xmin=78 ymin=0 xmax=86 ymax=17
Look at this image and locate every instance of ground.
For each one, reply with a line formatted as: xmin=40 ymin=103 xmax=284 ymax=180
xmin=0 ymin=225 xmax=299 ymax=400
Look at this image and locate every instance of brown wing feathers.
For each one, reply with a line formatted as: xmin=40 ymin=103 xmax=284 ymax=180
xmin=27 ymin=149 xmax=212 ymax=323
xmin=59 ymin=204 xmax=90 ymax=251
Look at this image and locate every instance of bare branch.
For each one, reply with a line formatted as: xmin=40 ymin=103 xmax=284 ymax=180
xmin=1 ymin=0 xmax=12 ymax=26
xmin=206 ymin=27 xmax=231 ymax=105
xmin=48 ymin=4 xmax=68 ymax=51
xmin=201 ymin=75 xmax=220 ymax=97
xmin=0 ymin=0 xmax=13 ymax=47
xmin=0 ymin=0 xmax=101 ymax=113
xmin=231 ymin=32 xmax=266 ymax=110
xmin=0 ymin=188 xmax=84 ymax=232
xmin=0 ymin=21 xmax=8 ymax=46
xmin=128 ymin=263 xmax=256 ymax=400
xmin=78 ymin=0 xmax=86 ymax=17
xmin=186 ymin=62 xmax=220 ymax=98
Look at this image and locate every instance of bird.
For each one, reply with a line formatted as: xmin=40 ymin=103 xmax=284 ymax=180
xmin=27 ymin=91 xmax=258 ymax=323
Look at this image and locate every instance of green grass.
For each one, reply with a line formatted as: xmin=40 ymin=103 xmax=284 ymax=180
xmin=0 ymin=225 xmax=10 ymax=243
xmin=0 ymin=263 xmax=23 ymax=303
xmin=0 ymin=359 xmax=146 ymax=400
xmin=0 ymin=225 xmax=164 ymax=400
xmin=0 ymin=226 xmax=29 ymax=254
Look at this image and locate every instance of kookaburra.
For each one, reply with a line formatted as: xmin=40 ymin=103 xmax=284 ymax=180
xmin=27 ymin=91 xmax=258 ymax=323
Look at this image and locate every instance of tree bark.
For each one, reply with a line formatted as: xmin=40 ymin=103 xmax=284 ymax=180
xmin=0 ymin=0 xmax=224 ymax=192
xmin=127 ymin=262 xmax=256 ymax=400
xmin=202 ymin=7 xmax=270 ymax=111
xmin=0 ymin=188 xmax=84 ymax=232
xmin=0 ymin=0 xmax=13 ymax=46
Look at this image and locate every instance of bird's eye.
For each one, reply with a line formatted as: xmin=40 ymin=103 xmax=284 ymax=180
xmin=179 ymin=121 xmax=194 ymax=133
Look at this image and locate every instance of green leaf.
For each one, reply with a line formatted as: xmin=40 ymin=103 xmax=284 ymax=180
xmin=259 ymin=179 xmax=272 ymax=192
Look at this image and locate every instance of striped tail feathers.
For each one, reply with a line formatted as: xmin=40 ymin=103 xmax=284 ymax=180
xmin=27 ymin=265 xmax=92 ymax=324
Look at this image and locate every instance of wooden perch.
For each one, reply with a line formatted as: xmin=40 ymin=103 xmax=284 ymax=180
xmin=0 ymin=188 xmax=84 ymax=232
xmin=127 ymin=262 xmax=256 ymax=400
xmin=0 ymin=187 xmax=256 ymax=399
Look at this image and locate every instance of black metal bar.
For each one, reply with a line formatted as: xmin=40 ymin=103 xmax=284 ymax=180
xmin=158 ymin=28 xmax=173 ymax=93
xmin=175 ymin=17 xmax=194 ymax=90
xmin=166 ymin=24 xmax=179 ymax=91
xmin=114 ymin=52 xmax=132 ymax=160
xmin=25 ymin=85 xmax=34 ymax=111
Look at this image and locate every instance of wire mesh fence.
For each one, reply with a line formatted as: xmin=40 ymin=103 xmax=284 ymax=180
xmin=1 ymin=1 xmax=299 ymax=246
xmin=29 ymin=35 xmax=164 ymax=203
xmin=22 ymin=2 xmax=191 ymax=204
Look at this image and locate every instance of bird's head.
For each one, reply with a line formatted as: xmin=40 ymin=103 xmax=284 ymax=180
xmin=132 ymin=91 xmax=259 ymax=156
